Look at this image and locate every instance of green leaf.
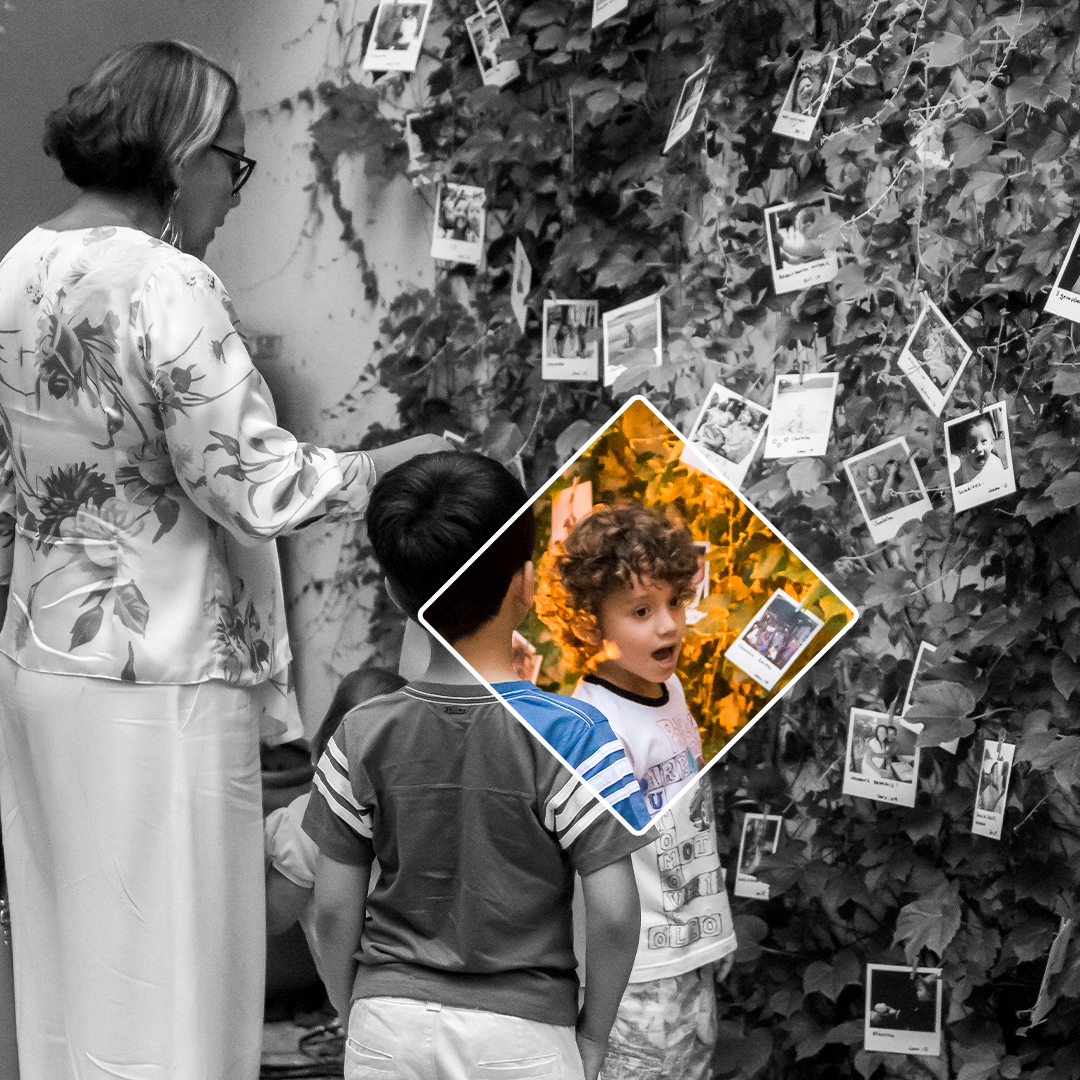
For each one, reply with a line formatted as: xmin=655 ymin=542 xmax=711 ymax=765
xmin=893 ymin=879 xmax=962 ymax=963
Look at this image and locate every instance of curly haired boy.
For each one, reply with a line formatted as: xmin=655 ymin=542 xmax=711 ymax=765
xmin=537 ymin=502 xmax=737 ymax=1080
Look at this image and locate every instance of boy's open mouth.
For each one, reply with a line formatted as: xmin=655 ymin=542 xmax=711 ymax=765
xmin=652 ymin=645 xmax=677 ymax=664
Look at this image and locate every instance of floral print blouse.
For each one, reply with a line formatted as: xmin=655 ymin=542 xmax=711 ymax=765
xmin=0 ymin=226 xmax=374 ymax=740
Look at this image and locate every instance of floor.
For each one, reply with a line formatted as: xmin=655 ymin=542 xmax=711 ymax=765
xmin=260 ymin=1013 xmax=343 ymax=1078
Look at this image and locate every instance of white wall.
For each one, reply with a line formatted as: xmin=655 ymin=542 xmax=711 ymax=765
xmin=0 ymin=0 xmax=432 ymax=734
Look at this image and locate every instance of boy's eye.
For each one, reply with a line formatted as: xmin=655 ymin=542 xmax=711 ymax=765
xmin=634 ymin=607 xmax=649 ymax=618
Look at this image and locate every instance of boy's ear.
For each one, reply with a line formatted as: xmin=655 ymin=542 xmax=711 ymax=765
xmin=384 ymin=576 xmax=414 ymax=618
xmin=508 ymin=561 xmax=534 ymax=615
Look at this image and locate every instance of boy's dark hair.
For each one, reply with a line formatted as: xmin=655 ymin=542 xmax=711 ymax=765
xmin=309 ymin=666 xmax=407 ymax=764
xmin=535 ymin=503 xmax=700 ymax=670
xmin=366 ymin=451 xmax=535 ymax=643
xmin=953 ymin=412 xmax=997 ymax=450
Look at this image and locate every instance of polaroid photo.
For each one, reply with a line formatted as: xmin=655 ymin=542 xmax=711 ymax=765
xmin=418 ymin=396 xmax=859 ymax=834
xmin=972 ymin=738 xmax=1015 ymax=840
xmin=684 ymin=540 xmax=711 ymax=627
xmin=664 ymin=60 xmax=712 ymax=154
xmin=842 ymin=437 xmax=931 ymax=544
xmin=510 ymin=238 xmax=532 ymax=334
xmin=865 ymin=965 xmax=943 ymax=1056
xmin=763 ymin=372 xmax=838 ymax=459
xmin=843 ymin=709 xmax=920 ymax=807
xmin=592 ymin=0 xmax=628 ymax=29
xmin=1045 ymin=218 xmax=1080 ymax=324
xmin=542 ymin=300 xmax=600 ymax=381
xmin=681 ymin=384 xmax=770 ymax=490
xmin=603 ymin=294 xmax=663 ymax=387
xmin=465 ymin=1 xmax=520 ymax=88
xmin=511 ymin=630 xmax=543 ymax=684
xmin=902 ymin=642 xmax=959 ymax=754
xmin=550 ymin=478 xmax=592 ymax=548
xmin=763 ymin=197 xmax=838 ymax=295
xmin=944 ymin=401 xmax=1016 ymax=513
xmin=734 ymin=813 xmax=782 ymax=899
xmin=431 ymin=182 xmax=486 ymax=265
xmin=897 ymin=298 xmax=973 ymax=416
xmin=772 ymin=51 xmax=838 ymax=142
xmin=725 ymin=589 xmax=824 ymax=691
xmin=362 ymin=0 xmax=433 ymax=72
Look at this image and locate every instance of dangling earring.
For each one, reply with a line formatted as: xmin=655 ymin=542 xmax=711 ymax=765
xmin=159 ymin=190 xmax=183 ymax=250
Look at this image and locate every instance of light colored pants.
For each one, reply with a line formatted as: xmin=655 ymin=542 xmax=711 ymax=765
xmin=0 ymin=658 xmax=265 ymax=1080
xmin=345 ymin=996 xmax=586 ymax=1080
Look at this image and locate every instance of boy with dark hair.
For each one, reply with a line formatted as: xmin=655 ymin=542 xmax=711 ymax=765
xmin=303 ymin=452 xmax=651 ymax=1080
xmin=537 ymin=502 xmax=737 ymax=1080
xmin=951 ymin=413 xmax=1005 ymax=487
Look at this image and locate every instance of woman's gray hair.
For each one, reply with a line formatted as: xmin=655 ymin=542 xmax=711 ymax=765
xmin=43 ymin=40 xmax=239 ymax=207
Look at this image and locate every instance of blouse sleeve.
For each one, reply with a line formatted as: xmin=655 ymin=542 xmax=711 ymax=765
xmin=136 ymin=256 xmax=373 ymax=545
xmin=0 ymin=423 xmax=14 ymax=604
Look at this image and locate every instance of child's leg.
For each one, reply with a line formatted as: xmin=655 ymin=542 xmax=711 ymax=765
xmin=602 ymin=965 xmax=717 ymax=1080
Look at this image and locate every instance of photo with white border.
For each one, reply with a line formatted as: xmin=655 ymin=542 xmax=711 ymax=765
xmin=734 ymin=813 xmax=782 ymax=899
xmin=664 ymin=60 xmax=712 ymax=153
xmin=902 ymin=641 xmax=959 ymax=754
xmin=431 ymin=182 xmax=486 ymax=265
xmin=681 ymin=384 xmax=770 ymax=490
xmin=1045 ymin=217 xmax=1080 ymax=324
xmin=772 ymin=51 xmax=837 ymax=141
xmin=510 ymin=238 xmax=532 ymax=334
xmin=972 ymin=738 xmax=1015 ymax=840
xmin=843 ymin=708 xmax=920 ymax=807
xmin=865 ymin=965 xmax=943 ymax=1056
xmin=725 ymin=588 xmax=824 ymax=691
xmin=763 ymin=197 xmax=838 ymax=294
xmin=944 ymin=401 xmax=1016 ymax=513
xmin=842 ymin=437 xmax=931 ymax=544
xmin=897 ymin=298 xmax=972 ymax=416
xmin=592 ymin=0 xmax=628 ymax=28
xmin=465 ymin=1 xmax=520 ymax=88
xmin=362 ymin=0 xmax=433 ymax=72
xmin=602 ymin=293 xmax=662 ymax=387
xmin=542 ymin=300 xmax=600 ymax=381
xmin=763 ymin=372 xmax=838 ymax=459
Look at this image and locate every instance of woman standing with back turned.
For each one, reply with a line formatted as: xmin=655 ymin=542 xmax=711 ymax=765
xmin=0 ymin=40 xmax=444 ymax=1080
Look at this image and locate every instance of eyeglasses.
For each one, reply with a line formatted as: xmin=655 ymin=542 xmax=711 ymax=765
xmin=210 ymin=144 xmax=256 ymax=195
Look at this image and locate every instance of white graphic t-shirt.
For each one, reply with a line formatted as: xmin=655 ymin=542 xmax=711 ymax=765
xmin=573 ymin=675 xmax=737 ymax=981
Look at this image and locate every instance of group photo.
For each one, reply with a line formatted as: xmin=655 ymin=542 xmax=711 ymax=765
xmin=0 ymin=0 xmax=1076 ymax=1079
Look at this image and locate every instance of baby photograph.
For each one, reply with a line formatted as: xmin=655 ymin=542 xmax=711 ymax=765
xmin=773 ymin=51 xmax=837 ymax=141
xmin=944 ymin=401 xmax=1016 ymax=512
xmin=897 ymin=298 xmax=972 ymax=415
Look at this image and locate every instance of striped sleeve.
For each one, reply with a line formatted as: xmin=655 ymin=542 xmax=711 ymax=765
xmin=301 ymin=729 xmax=376 ymax=867
xmin=573 ymin=728 xmax=653 ymax=832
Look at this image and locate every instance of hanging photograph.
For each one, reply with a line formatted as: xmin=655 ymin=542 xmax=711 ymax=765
xmin=772 ymin=51 xmax=837 ymax=142
xmin=681 ymin=384 xmax=770 ymax=490
xmin=602 ymin=293 xmax=662 ymax=387
xmin=591 ymin=0 xmax=628 ymax=28
xmin=430 ymin=182 xmax=486 ymax=265
xmin=510 ymin=238 xmax=532 ymax=334
xmin=841 ymin=436 xmax=931 ymax=544
xmin=972 ymin=738 xmax=1015 ymax=840
xmin=362 ymin=0 xmax=433 ymax=72
xmin=842 ymin=709 xmax=920 ymax=807
xmin=542 ymin=300 xmax=600 ymax=381
xmin=897 ymin=298 xmax=973 ymax=416
xmin=944 ymin=401 xmax=1016 ymax=513
xmin=664 ymin=59 xmax=712 ymax=153
xmin=465 ymin=1 xmax=520 ymax=88
xmin=763 ymin=197 xmax=838 ymax=294
xmin=725 ymin=588 xmax=825 ymax=691
xmin=549 ymin=478 xmax=592 ymax=548
xmin=1044 ymin=217 xmax=1080 ymax=324
xmin=734 ymin=813 xmax=783 ymax=899
xmin=684 ymin=540 xmax=712 ymax=626
xmin=865 ymin=965 xmax=943 ymax=1056
xmin=763 ymin=372 xmax=838 ymax=459
xmin=511 ymin=630 xmax=543 ymax=684
xmin=902 ymin=641 xmax=958 ymax=754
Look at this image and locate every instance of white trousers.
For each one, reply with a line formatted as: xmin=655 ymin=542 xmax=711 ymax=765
xmin=0 ymin=656 xmax=266 ymax=1080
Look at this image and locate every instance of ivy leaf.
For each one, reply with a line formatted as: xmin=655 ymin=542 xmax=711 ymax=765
xmin=70 ymin=604 xmax=104 ymax=650
xmin=927 ymin=32 xmax=970 ymax=67
xmin=556 ymin=419 xmax=596 ymax=461
xmin=802 ymin=950 xmax=861 ymax=1001
xmin=114 ymin=582 xmax=150 ymax=636
xmin=1051 ymin=653 xmax=1080 ymax=699
xmin=948 ymin=125 xmax=993 ymax=170
xmin=894 ymin=880 xmax=962 ymax=963
xmin=1045 ymin=473 xmax=1080 ymax=511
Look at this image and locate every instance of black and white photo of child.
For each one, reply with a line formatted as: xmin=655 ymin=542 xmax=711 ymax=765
xmin=465 ymin=1 xmax=520 ymax=88
xmin=734 ymin=813 xmax=782 ymax=899
xmin=764 ymin=198 xmax=838 ymax=294
xmin=602 ymin=294 xmax=662 ymax=387
xmin=843 ymin=708 xmax=920 ymax=807
xmin=972 ymin=739 xmax=1015 ymax=839
xmin=865 ymin=965 xmax=943 ymax=1056
xmin=725 ymin=588 xmax=824 ymax=691
xmin=1045 ymin=218 xmax=1080 ymax=324
xmin=430 ymin=182 xmax=486 ymax=265
xmin=773 ymin=51 xmax=837 ymax=141
xmin=682 ymin=384 xmax=770 ymax=490
xmin=664 ymin=60 xmax=712 ymax=153
xmin=842 ymin=437 xmax=931 ymax=544
xmin=897 ymin=299 xmax=972 ymax=415
xmin=944 ymin=402 xmax=1016 ymax=513
xmin=763 ymin=372 xmax=838 ymax=459
xmin=542 ymin=300 xmax=600 ymax=381
xmin=362 ymin=0 xmax=432 ymax=71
